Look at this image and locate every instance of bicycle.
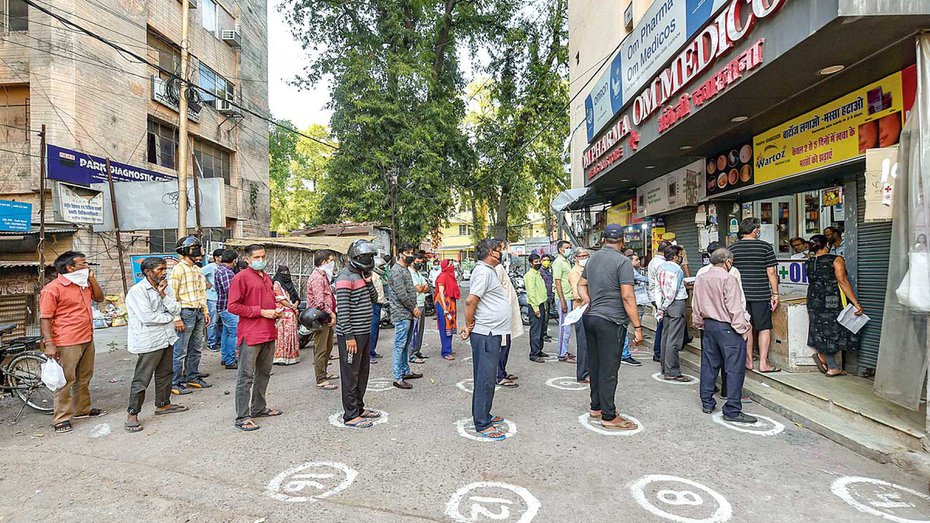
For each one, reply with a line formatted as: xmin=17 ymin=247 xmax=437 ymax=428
xmin=0 ymin=323 xmax=53 ymax=416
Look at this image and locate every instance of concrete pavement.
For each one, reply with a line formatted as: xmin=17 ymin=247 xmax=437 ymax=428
xmin=1 ymin=314 xmax=929 ymax=522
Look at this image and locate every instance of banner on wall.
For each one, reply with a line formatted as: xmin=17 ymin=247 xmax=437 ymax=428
xmin=636 ymin=160 xmax=703 ymax=217
xmin=753 ymin=66 xmax=917 ymax=184
xmin=606 ymin=199 xmax=638 ymax=226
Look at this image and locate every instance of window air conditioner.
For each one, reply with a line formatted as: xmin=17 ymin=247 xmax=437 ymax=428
xmin=216 ymin=99 xmax=238 ymax=116
xmin=221 ymin=28 xmax=241 ymax=48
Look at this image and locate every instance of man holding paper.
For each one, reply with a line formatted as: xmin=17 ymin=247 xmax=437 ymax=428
xmin=805 ymin=234 xmax=864 ymax=377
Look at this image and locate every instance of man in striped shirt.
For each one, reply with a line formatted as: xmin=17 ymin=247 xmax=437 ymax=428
xmin=729 ymin=218 xmax=780 ymax=373
xmin=335 ymin=240 xmax=380 ymax=428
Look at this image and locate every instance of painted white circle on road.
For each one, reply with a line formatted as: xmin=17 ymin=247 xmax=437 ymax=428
xmin=651 ymin=372 xmax=698 ymax=385
xmin=455 ymin=418 xmax=516 ymax=442
xmin=711 ymin=411 xmax=784 ymax=436
xmin=831 ymin=476 xmax=930 ymax=522
xmin=457 ymin=379 xmax=501 ymax=394
xmin=266 ymin=461 xmax=358 ymax=503
xmin=545 ymin=376 xmax=588 ymax=391
xmin=577 ymin=412 xmax=643 ymax=436
xmin=462 ymin=356 xmax=472 ymax=364
xmin=446 ymin=481 xmax=541 ymax=522
xmin=629 ymin=474 xmax=732 ymax=523
xmin=328 ymin=409 xmax=389 ymax=429
xmin=366 ymin=378 xmax=394 ymax=392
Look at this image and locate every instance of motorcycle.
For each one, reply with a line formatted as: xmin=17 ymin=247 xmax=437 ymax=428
xmin=510 ymin=269 xmax=531 ymax=326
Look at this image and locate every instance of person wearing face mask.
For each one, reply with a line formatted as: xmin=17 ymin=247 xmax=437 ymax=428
xmin=539 ymin=256 xmax=554 ymax=342
xmin=551 ymin=241 xmax=576 ymax=363
xmin=227 ymin=244 xmax=284 ymax=431
xmin=306 ymin=250 xmax=339 ymax=390
xmin=272 ymin=265 xmax=301 ymax=366
xmin=389 ymin=243 xmax=423 ymax=389
xmin=692 ymin=248 xmax=756 ymax=423
xmin=618 ymin=255 xmax=648 ymax=368
xmin=124 ymin=257 xmax=190 ymax=433
xmin=168 ymin=236 xmax=213 ymax=395
xmin=729 ymin=218 xmax=780 ymax=373
xmin=568 ymin=248 xmax=590 ymax=380
xmin=525 ymin=254 xmax=548 ymax=363
xmin=406 ymin=251 xmax=431 ymax=364
xmin=460 ymin=238 xmax=512 ymax=440
xmin=40 ymin=250 xmax=107 ymax=434
xmin=655 ymin=245 xmax=692 ymax=382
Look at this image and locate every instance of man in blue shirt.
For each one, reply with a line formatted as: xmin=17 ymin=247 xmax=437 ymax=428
xmin=201 ymin=248 xmax=223 ymax=352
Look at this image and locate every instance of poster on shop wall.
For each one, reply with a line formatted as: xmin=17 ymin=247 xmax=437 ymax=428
xmin=636 ymin=159 xmax=703 ymax=217
xmin=864 ymin=146 xmax=900 ymax=222
xmin=705 ymin=142 xmax=754 ymax=195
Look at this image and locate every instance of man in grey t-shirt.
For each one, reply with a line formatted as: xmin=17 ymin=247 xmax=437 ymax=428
xmin=578 ymin=224 xmax=644 ymax=431
xmin=459 ymin=238 xmax=512 ymax=441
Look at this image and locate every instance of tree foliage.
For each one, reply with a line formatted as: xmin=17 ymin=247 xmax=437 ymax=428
xmin=281 ymin=0 xmax=569 ymax=246
xmin=461 ymin=1 xmax=569 ymax=243
xmin=268 ymin=120 xmax=333 ymax=233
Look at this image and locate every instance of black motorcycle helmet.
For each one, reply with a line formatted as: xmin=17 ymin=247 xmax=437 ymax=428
xmin=298 ymin=308 xmax=331 ymax=331
xmin=347 ymin=239 xmax=376 ymax=273
xmin=176 ymin=235 xmax=203 ymax=258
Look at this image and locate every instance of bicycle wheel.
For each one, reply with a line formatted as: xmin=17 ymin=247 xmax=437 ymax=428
xmin=7 ymin=351 xmax=54 ymax=412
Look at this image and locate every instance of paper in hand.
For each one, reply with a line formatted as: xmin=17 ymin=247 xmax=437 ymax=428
xmin=836 ymin=304 xmax=869 ymax=334
xmin=563 ymin=304 xmax=588 ymax=326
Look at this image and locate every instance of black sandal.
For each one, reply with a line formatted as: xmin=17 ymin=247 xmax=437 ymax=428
xmin=253 ymin=408 xmax=283 ymax=418
xmin=73 ymin=408 xmax=108 ymax=419
xmin=54 ymin=421 xmax=72 ymax=433
xmin=235 ymin=419 xmax=260 ymax=431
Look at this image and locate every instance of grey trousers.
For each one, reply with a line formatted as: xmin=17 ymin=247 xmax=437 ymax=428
xmin=660 ymin=300 xmax=687 ymax=378
xmin=127 ymin=347 xmax=173 ymax=414
xmin=235 ymin=340 xmax=275 ymax=421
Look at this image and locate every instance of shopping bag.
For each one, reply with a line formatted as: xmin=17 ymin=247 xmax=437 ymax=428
xmin=40 ymin=359 xmax=66 ymax=391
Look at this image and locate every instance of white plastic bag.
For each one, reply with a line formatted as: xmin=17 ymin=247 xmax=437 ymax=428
xmin=40 ymin=359 xmax=66 ymax=391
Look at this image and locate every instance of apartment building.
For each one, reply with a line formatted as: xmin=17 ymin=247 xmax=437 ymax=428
xmin=0 ymin=0 xmax=270 ymax=296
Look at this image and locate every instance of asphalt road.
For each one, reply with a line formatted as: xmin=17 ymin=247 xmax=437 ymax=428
xmin=2 ymin=305 xmax=930 ymax=522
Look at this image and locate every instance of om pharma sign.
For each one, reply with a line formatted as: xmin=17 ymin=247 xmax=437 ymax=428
xmin=584 ymin=0 xmax=727 ymax=143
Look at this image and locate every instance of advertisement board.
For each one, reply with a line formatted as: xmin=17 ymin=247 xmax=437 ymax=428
xmin=47 ymin=144 xmax=172 ymax=185
xmin=584 ymin=0 xmax=727 ymax=142
xmin=0 ymin=199 xmax=31 ymax=232
xmin=57 ymin=183 xmax=104 ymax=224
xmin=636 ymin=160 xmax=702 ymax=217
xmin=92 ymin=177 xmax=226 ymax=232
xmin=753 ymin=66 xmax=916 ymax=184
xmin=705 ymin=143 xmax=754 ymax=195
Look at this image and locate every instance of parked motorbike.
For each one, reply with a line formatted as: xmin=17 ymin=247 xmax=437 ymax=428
xmin=510 ymin=269 xmax=531 ymax=326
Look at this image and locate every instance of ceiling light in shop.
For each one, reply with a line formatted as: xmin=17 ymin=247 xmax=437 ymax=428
xmin=620 ymin=179 xmax=629 ymax=182
xmin=731 ymin=116 xmax=748 ymax=122
xmin=680 ymin=145 xmax=692 ymax=151
xmin=819 ymin=65 xmax=845 ymax=75
xmin=645 ymin=165 xmax=655 ymax=169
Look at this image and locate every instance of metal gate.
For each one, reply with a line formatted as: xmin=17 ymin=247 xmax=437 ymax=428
xmin=664 ymin=209 xmax=700 ymax=271
xmin=856 ymin=174 xmax=891 ymax=370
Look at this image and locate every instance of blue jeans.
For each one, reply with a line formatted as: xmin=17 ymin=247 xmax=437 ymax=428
xmin=172 ymin=308 xmax=204 ymax=385
xmin=653 ymin=303 xmax=663 ymax=360
xmin=471 ymin=332 xmax=503 ymax=432
xmin=392 ymin=318 xmax=413 ymax=381
xmin=206 ymin=299 xmax=219 ymax=348
xmin=370 ymin=303 xmax=382 ymax=356
xmin=557 ymin=300 xmax=573 ymax=358
xmin=219 ymin=309 xmax=239 ymax=365
xmin=700 ymin=319 xmax=747 ymax=417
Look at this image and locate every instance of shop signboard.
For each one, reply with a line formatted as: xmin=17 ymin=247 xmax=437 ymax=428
xmin=864 ymin=146 xmax=899 ymax=222
xmin=129 ymin=253 xmax=179 ymax=284
xmin=0 ymin=199 xmax=30 ymax=232
xmin=47 ymin=144 xmax=173 ymax=185
xmin=56 ymin=182 xmax=104 ymax=224
xmin=584 ymin=0 xmax=728 ymax=142
xmin=753 ymin=66 xmax=917 ymax=184
xmin=777 ymin=260 xmax=808 ymax=285
xmin=606 ymin=199 xmax=637 ymax=226
xmin=705 ymin=142 xmax=754 ymax=195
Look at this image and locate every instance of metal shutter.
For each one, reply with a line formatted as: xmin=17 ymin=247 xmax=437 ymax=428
xmin=856 ymin=174 xmax=891 ymax=370
xmin=665 ymin=209 xmax=700 ymax=270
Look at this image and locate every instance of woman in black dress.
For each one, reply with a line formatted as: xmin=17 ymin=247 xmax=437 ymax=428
xmin=805 ymin=234 xmax=864 ymax=376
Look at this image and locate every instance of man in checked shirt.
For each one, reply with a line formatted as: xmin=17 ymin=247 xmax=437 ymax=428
xmin=168 ymin=236 xmax=213 ymax=394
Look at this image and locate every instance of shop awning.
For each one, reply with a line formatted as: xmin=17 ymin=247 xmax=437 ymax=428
xmin=585 ymin=1 xmax=930 ymax=194
xmin=556 ymin=187 xmax=633 ymax=211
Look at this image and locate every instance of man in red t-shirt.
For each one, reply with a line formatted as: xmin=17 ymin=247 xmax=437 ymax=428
xmin=226 ymin=244 xmax=282 ymax=431
xmin=40 ymin=251 xmax=106 ymax=433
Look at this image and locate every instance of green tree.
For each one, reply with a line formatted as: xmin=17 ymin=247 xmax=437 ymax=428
xmin=268 ymin=120 xmax=334 ymax=233
xmin=281 ymin=0 xmax=519 ymax=247
xmin=461 ymin=1 xmax=569 ymax=242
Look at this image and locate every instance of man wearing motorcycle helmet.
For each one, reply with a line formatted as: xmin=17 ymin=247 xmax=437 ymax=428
xmin=168 ymin=235 xmax=212 ymax=394
xmin=334 ymin=240 xmax=380 ymax=428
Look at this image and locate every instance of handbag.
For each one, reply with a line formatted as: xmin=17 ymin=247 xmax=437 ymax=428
xmin=896 ymin=252 xmax=930 ymax=312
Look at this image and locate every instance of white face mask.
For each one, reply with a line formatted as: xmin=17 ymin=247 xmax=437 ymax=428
xmin=579 ymin=259 xmax=588 ymax=267
xmin=322 ymin=261 xmax=335 ymax=276
xmin=63 ymin=268 xmax=90 ymax=288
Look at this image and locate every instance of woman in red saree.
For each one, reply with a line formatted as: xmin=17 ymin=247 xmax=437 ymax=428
xmin=434 ymin=259 xmax=460 ymax=360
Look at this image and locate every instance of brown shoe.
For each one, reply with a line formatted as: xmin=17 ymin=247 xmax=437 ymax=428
xmin=393 ymin=379 xmax=413 ymax=390
xmin=589 ymin=409 xmax=602 ymax=419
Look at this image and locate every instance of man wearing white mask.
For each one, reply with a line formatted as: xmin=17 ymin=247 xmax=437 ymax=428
xmin=568 ymin=247 xmax=590 ymax=382
xmin=306 ymin=249 xmax=338 ymax=390
xmin=40 ymin=251 xmax=106 ymax=434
